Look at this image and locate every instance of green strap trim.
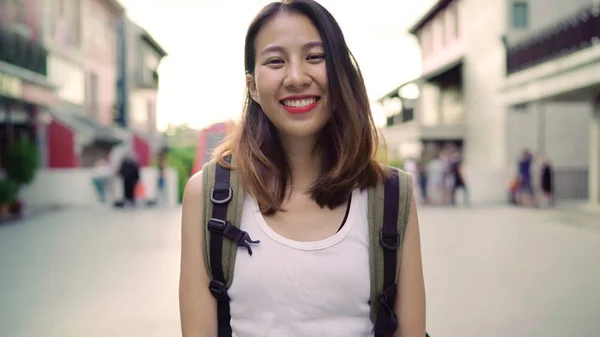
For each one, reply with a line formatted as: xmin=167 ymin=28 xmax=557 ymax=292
xmin=367 ymin=167 xmax=414 ymax=324
xmin=396 ymin=170 xmax=413 ymax=278
xmin=224 ymin=157 xmax=244 ymax=287
xmin=200 ymin=158 xmax=244 ymax=288
xmin=368 ymin=176 xmax=386 ymax=323
xmin=201 ymin=162 xmax=214 ymax=277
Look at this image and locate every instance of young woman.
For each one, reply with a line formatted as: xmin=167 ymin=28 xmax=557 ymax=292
xmin=179 ymin=1 xmax=426 ymax=336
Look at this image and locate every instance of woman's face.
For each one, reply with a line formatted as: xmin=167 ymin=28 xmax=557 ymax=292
xmin=248 ymin=11 xmax=330 ymax=140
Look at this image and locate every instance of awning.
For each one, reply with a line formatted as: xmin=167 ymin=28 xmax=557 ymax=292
xmin=421 ymin=58 xmax=463 ymax=82
xmin=376 ymin=77 xmax=424 ymax=103
xmin=49 ymin=107 xmax=123 ymax=147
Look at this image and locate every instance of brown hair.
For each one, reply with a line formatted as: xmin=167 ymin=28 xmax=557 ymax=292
xmin=213 ymin=0 xmax=388 ymax=215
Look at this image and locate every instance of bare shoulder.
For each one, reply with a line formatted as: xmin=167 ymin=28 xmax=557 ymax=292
xmin=394 ymin=195 xmax=426 ymax=337
xmin=179 ymin=169 xmax=218 ymax=336
xmin=183 ymin=170 xmax=205 ymax=204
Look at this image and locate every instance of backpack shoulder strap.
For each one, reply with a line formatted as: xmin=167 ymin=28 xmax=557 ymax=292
xmin=201 ymin=154 xmax=259 ymax=337
xmin=368 ymin=166 xmax=413 ymax=336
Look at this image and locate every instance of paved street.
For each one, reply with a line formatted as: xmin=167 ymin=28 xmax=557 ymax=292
xmin=0 ymin=204 xmax=599 ymax=337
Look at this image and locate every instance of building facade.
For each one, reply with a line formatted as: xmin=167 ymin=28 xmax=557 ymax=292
xmin=39 ymin=0 xmax=124 ymax=168
xmin=115 ymin=17 xmax=167 ymax=167
xmin=379 ymin=0 xmax=597 ymax=204
xmin=0 ymin=0 xmax=58 ymax=168
xmin=502 ymin=1 xmax=600 ymax=206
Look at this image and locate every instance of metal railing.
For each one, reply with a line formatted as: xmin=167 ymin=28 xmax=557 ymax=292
xmin=506 ymin=4 xmax=600 ymax=75
xmin=0 ymin=27 xmax=48 ymax=76
xmin=553 ymin=168 xmax=589 ymax=201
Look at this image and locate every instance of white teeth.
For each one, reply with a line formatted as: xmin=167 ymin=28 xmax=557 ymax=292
xmin=282 ymin=98 xmax=317 ymax=107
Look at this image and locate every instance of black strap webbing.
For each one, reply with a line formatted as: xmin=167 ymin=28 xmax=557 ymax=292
xmin=209 ymin=157 xmax=233 ymax=337
xmin=374 ymin=169 xmax=401 ymax=337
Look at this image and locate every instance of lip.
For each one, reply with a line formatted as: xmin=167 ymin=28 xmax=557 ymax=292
xmin=279 ymin=95 xmax=321 ymax=115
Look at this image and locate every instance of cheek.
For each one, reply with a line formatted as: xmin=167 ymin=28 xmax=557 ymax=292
xmin=316 ymin=64 xmax=329 ymax=90
xmin=254 ymin=75 xmax=278 ymax=102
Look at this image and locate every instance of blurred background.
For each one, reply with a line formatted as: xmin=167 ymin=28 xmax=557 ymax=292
xmin=0 ymin=0 xmax=599 ymax=336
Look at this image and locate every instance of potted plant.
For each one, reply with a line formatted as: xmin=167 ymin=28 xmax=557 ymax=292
xmin=3 ymin=140 xmax=40 ymax=217
xmin=0 ymin=179 xmax=18 ymax=220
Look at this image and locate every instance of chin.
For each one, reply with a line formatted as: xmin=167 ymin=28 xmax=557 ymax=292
xmin=279 ymin=122 xmax=325 ymax=140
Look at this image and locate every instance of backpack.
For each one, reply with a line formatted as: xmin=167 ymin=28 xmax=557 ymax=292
xmin=201 ymin=155 xmax=416 ymax=337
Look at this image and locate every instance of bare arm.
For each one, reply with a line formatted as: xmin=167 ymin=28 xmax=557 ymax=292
xmin=179 ymin=172 xmax=218 ymax=337
xmin=395 ymin=196 xmax=426 ymax=337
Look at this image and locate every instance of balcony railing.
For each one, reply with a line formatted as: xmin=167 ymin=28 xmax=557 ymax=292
xmin=136 ymin=67 xmax=159 ymax=89
xmin=506 ymin=4 xmax=600 ymax=75
xmin=0 ymin=27 xmax=48 ymax=76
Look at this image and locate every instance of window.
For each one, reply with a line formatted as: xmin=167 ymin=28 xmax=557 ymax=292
xmin=512 ymin=2 xmax=528 ymax=29
xmin=438 ymin=15 xmax=445 ymax=47
xmin=69 ymin=0 xmax=81 ymax=46
xmin=147 ymin=100 xmax=155 ymax=131
xmin=86 ymin=72 xmax=98 ymax=120
xmin=451 ymin=5 xmax=459 ymax=39
xmin=420 ymin=26 xmax=432 ymax=57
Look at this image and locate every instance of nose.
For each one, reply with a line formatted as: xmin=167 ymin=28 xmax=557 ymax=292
xmin=283 ymin=61 xmax=310 ymax=90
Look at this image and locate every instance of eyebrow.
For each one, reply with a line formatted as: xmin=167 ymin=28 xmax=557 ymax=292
xmin=260 ymin=41 xmax=323 ymax=55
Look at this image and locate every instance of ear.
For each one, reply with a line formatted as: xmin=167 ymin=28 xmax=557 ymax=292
xmin=246 ymin=74 xmax=260 ymax=104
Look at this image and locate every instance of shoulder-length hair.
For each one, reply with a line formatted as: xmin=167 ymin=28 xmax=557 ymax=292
xmin=213 ymin=0 xmax=389 ymax=215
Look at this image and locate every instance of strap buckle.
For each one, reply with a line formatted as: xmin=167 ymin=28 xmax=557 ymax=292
xmin=379 ymin=229 xmax=400 ymax=250
xmin=209 ymin=279 xmax=229 ymax=301
xmin=210 ymin=183 xmax=232 ymax=204
xmin=208 ymin=218 xmax=261 ymax=256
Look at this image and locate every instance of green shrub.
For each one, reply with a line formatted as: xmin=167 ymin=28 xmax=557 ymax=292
xmin=0 ymin=179 xmax=18 ymax=204
xmin=166 ymin=146 xmax=197 ymax=203
xmin=4 ymin=140 xmax=40 ymax=186
xmin=387 ymin=158 xmax=404 ymax=170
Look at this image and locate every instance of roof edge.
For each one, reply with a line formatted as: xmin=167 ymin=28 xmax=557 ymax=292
xmin=408 ymin=0 xmax=455 ymax=35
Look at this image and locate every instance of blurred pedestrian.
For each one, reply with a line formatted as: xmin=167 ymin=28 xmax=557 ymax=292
xmin=540 ymin=156 xmax=554 ymax=207
xmin=91 ymin=158 xmax=111 ymax=203
xmin=450 ymin=150 xmax=469 ymax=206
xmin=517 ymin=149 xmax=535 ymax=207
xmin=117 ymin=153 xmax=140 ymax=207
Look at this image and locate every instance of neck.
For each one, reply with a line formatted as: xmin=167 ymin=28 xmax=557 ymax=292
xmin=280 ymin=135 xmax=321 ymax=192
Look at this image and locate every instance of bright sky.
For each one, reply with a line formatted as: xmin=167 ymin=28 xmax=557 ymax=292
xmin=118 ymin=0 xmax=435 ymax=130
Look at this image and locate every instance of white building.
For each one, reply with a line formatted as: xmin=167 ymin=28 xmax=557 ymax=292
xmin=380 ymin=0 xmax=599 ymax=205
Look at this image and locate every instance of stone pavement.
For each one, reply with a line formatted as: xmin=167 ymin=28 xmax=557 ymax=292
xmin=0 ymin=204 xmax=598 ymax=337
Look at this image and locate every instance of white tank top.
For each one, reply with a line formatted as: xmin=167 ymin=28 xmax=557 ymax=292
xmin=228 ymin=188 xmax=374 ymax=337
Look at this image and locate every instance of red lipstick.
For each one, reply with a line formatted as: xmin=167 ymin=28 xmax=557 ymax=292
xmin=280 ymin=95 xmax=320 ymax=115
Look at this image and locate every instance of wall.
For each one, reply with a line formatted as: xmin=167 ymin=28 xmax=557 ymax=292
xmin=41 ymin=0 xmax=86 ymax=113
xmin=40 ymin=0 xmax=84 ymax=59
xmin=418 ymin=0 xmax=465 ymax=76
xmin=381 ymin=121 xmax=422 ymax=160
xmin=459 ymin=0 xmax=509 ymax=203
xmin=0 ymin=0 xmax=40 ymax=39
xmin=130 ymin=89 xmax=157 ymax=134
xmin=507 ymin=102 xmax=591 ymax=168
xmin=21 ymin=167 xmax=179 ymax=208
xmin=82 ymin=0 xmax=119 ymax=126
xmin=506 ymin=101 xmax=591 ymax=200
xmin=505 ymin=0 xmax=595 ymax=44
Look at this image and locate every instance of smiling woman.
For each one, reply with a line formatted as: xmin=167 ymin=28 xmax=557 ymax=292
xmin=179 ymin=1 xmax=426 ymax=337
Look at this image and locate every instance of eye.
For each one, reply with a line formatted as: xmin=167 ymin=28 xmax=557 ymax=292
xmin=264 ymin=58 xmax=284 ymax=66
xmin=307 ymin=54 xmax=325 ymax=62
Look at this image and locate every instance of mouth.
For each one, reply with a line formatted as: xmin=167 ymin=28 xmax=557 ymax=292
xmin=279 ymin=96 xmax=321 ymax=114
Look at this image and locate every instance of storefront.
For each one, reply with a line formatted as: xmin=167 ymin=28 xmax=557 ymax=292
xmin=0 ymin=70 xmax=58 ymax=167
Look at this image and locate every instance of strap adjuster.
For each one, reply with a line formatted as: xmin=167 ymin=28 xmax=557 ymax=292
xmin=209 ymin=280 xmax=229 ymax=301
xmin=379 ymin=229 xmax=400 ymax=250
xmin=208 ymin=218 xmax=228 ymax=232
